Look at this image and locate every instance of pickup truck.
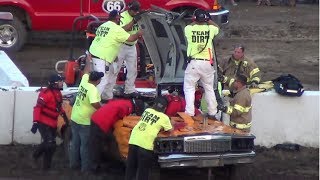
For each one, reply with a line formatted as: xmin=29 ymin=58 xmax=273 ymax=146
xmin=0 ymin=0 xmax=229 ymax=52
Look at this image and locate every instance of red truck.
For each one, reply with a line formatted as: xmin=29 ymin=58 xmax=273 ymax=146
xmin=0 ymin=0 xmax=228 ymax=52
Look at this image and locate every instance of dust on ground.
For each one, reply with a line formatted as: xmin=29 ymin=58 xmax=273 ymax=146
xmin=1 ymin=1 xmax=319 ymax=180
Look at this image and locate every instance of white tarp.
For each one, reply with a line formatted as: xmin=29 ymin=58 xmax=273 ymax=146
xmin=0 ymin=51 xmax=29 ymax=87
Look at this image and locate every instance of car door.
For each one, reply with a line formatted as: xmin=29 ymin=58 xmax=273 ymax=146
xmin=138 ymin=8 xmax=218 ymax=91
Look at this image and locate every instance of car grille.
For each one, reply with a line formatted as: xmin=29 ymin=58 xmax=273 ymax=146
xmin=184 ymin=139 xmax=231 ymax=153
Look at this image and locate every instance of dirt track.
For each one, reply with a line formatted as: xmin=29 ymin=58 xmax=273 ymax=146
xmin=1 ymin=1 xmax=319 ymax=180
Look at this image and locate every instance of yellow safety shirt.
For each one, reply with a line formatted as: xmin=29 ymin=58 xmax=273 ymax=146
xmin=71 ymin=74 xmax=101 ymax=125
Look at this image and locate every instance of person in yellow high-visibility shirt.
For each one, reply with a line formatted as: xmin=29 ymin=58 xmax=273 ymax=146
xmin=125 ymin=96 xmax=173 ymax=180
xmin=89 ymin=9 xmax=143 ymax=101
xmin=183 ymin=8 xmax=220 ymax=119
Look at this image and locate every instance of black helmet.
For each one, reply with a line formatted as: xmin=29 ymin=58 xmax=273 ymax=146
xmin=128 ymin=1 xmax=140 ymax=11
xmin=48 ymin=74 xmax=64 ymax=85
xmin=152 ymin=96 xmax=168 ymax=113
xmin=89 ymin=71 xmax=104 ymax=81
xmin=194 ymin=9 xmax=210 ymax=22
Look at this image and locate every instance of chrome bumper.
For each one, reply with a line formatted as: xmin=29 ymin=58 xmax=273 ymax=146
xmin=158 ymin=151 xmax=255 ymax=168
xmin=208 ymin=9 xmax=229 ymax=25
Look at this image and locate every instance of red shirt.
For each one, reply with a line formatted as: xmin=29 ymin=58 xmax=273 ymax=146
xmin=91 ymin=99 xmax=133 ymax=133
xmin=165 ymin=94 xmax=201 ymax=117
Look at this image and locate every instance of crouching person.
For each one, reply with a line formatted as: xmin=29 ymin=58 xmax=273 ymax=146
xmin=125 ymin=96 xmax=173 ymax=180
xmin=218 ymin=74 xmax=252 ymax=132
xmin=31 ymin=74 xmax=66 ymax=170
xmin=89 ymin=98 xmax=145 ymax=172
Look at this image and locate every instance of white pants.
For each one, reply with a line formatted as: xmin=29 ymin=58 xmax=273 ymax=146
xmin=184 ymin=60 xmax=218 ymax=116
xmin=117 ymin=44 xmax=137 ymax=94
xmin=92 ymin=57 xmax=112 ymax=100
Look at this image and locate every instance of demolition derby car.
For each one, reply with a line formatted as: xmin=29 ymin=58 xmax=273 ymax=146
xmin=57 ymin=8 xmax=255 ymax=168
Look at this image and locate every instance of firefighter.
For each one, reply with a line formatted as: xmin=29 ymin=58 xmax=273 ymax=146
xmin=183 ymin=9 xmax=220 ymax=118
xmin=89 ymin=98 xmax=145 ymax=172
xmin=217 ymin=74 xmax=252 ymax=132
xmin=219 ymin=45 xmax=261 ymax=90
xmin=89 ymin=9 xmax=143 ymax=101
xmin=69 ymin=54 xmax=103 ymax=172
xmin=116 ymin=0 xmax=142 ymax=97
xmin=125 ymin=96 xmax=173 ymax=180
xmin=31 ymin=73 xmax=67 ymax=170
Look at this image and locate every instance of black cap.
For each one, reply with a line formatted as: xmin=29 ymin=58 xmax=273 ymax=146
xmin=128 ymin=1 xmax=141 ymax=11
xmin=153 ymin=96 xmax=168 ymax=112
xmin=89 ymin=71 xmax=104 ymax=81
xmin=109 ymin=10 xmax=121 ymax=19
xmin=132 ymin=98 xmax=145 ymax=116
xmin=194 ymin=9 xmax=209 ymax=22
xmin=48 ymin=73 xmax=64 ymax=85
xmin=236 ymin=74 xmax=248 ymax=85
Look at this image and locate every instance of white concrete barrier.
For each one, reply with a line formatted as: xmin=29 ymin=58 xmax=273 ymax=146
xmin=13 ymin=87 xmax=41 ymax=144
xmin=0 ymin=87 xmax=14 ymax=145
xmin=252 ymin=90 xmax=319 ymax=148
xmin=0 ymin=51 xmax=29 ymax=87
xmin=0 ymin=86 xmax=318 ymax=147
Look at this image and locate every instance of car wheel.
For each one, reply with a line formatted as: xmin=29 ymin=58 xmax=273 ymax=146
xmin=0 ymin=17 xmax=27 ymax=52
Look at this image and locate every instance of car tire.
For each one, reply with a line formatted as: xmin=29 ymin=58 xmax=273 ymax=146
xmin=0 ymin=17 xmax=27 ymax=52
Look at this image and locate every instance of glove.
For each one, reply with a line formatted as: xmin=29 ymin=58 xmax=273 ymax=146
xmin=30 ymin=122 xmax=38 ymax=134
xmin=249 ymin=82 xmax=259 ymax=88
xmin=217 ymin=104 xmax=227 ymax=113
xmin=218 ymin=74 xmax=225 ymax=82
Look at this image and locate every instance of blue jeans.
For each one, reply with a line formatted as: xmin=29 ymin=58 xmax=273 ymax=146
xmin=69 ymin=121 xmax=90 ymax=172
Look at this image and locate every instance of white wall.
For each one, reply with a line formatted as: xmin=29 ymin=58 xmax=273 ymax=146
xmin=0 ymin=88 xmax=318 ymax=148
xmin=251 ymin=90 xmax=319 ymax=148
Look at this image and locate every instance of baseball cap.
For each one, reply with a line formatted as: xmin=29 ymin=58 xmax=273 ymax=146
xmin=48 ymin=73 xmax=64 ymax=84
xmin=109 ymin=10 xmax=121 ymax=19
xmin=89 ymin=71 xmax=104 ymax=81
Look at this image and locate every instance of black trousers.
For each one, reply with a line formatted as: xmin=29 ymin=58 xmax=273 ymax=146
xmin=32 ymin=122 xmax=57 ymax=169
xmin=125 ymin=144 xmax=154 ymax=180
xmin=89 ymin=121 xmax=109 ymax=171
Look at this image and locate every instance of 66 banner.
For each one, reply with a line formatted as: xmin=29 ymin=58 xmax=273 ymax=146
xmin=102 ymin=0 xmax=126 ymax=12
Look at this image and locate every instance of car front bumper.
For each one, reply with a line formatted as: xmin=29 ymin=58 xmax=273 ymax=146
xmin=158 ymin=151 xmax=255 ymax=168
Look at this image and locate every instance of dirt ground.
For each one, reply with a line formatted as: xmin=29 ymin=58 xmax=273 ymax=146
xmin=1 ymin=1 xmax=319 ymax=180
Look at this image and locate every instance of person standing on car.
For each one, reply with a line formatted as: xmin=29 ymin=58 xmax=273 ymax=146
xmin=125 ymin=96 xmax=173 ymax=180
xmin=218 ymin=74 xmax=252 ymax=132
xmin=69 ymin=55 xmax=103 ymax=172
xmin=31 ymin=73 xmax=68 ymax=170
xmin=115 ymin=1 xmax=142 ymax=98
xmin=183 ymin=9 xmax=220 ymax=119
xmin=89 ymin=98 xmax=145 ymax=172
xmin=89 ymin=9 xmax=143 ymax=101
xmin=219 ymin=45 xmax=261 ymax=90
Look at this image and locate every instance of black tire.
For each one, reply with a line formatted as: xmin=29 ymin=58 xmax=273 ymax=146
xmin=63 ymin=126 xmax=72 ymax=162
xmin=0 ymin=17 xmax=27 ymax=52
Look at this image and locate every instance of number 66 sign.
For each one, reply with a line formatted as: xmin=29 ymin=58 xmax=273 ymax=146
xmin=102 ymin=0 xmax=126 ymax=12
